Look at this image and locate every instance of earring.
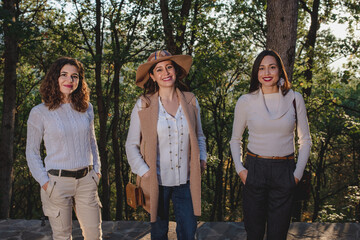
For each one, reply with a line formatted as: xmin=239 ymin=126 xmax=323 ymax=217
xmin=277 ymin=78 xmax=285 ymax=86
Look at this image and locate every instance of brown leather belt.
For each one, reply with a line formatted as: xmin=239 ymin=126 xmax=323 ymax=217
xmin=247 ymin=152 xmax=294 ymax=160
xmin=48 ymin=165 xmax=93 ymax=179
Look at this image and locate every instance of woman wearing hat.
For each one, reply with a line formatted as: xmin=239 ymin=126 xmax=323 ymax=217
xmin=126 ymin=50 xmax=207 ymax=240
xmin=26 ymin=57 xmax=102 ymax=239
xmin=230 ymin=50 xmax=311 ymax=240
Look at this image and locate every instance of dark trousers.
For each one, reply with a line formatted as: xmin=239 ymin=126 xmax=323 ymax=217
xmin=243 ymin=154 xmax=296 ymax=240
xmin=151 ymin=182 xmax=197 ymax=240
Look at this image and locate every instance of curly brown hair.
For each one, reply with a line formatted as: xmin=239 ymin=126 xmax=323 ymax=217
xmin=40 ymin=57 xmax=90 ymax=112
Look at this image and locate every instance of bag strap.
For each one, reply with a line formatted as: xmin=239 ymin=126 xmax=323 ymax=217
xmin=293 ymin=98 xmax=297 ymax=128
xmin=128 ymin=171 xmax=141 ymax=187
xmin=128 ymin=171 xmax=133 ymax=183
xmin=293 ymin=98 xmax=298 ymax=159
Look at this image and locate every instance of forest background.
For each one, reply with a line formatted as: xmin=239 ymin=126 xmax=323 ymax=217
xmin=0 ymin=0 xmax=359 ymax=223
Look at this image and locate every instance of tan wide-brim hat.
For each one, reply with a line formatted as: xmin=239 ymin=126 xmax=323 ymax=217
xmin=136 ymin=50 xmax=192 ymax=88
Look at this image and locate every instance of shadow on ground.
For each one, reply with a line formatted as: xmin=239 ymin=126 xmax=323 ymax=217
xmin=0 ymin=219 xmax=359 ymax=240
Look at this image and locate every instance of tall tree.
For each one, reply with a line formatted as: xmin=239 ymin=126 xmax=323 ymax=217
xmin=0 ymin=0 xmax=19 ymax=219
xmin=93 ymin=0 xmax=112 ymax=220
xmin=300 ymin=0 xmax=320 ymax=96
xmin=266 ymin=0 xmax=299 ymax=82
xmin=160 ymin=0 xmax=191 ymax=54
xmin=108 ymin=0 xmax=148 ymax=219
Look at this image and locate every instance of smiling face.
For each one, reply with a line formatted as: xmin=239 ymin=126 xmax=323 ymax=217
xmin=149 ymin=60 xmax=176 ymax=90
xmin=258 ymin=55 xmax=280 ymax=94
xmin=58 ymin=64 xmax=80 ymax=102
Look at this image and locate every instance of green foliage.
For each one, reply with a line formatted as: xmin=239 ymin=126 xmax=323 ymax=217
xmin=318 ymin=204 xmax=346 ymax=222
xmin=1 ymin=0 xmax=359 ymax=222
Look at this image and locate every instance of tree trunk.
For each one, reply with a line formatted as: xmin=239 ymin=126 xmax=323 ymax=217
xmin=188 ymin=0 xmax=199 ymax=56
xmin=160 ymin=0 xmax=176 ymax=54
xmin=312 ymin=135 xmax=330 ymax=221
xmin=174 ymin=0 xmax=191 ymax=54
xmin=0 ymin=0 xmax=18 ymax=219
xmin=94 ymin=0 xmax=110 ymax=220
xmin=112 ymin=65 xmax=122 ymax=220
xmin=112 ymin=26 xmax=122 ymax=220
xmin=160 ymin=0 xmax=191 ymax=54
xmin=266 ymin=0 xmax=298 ymax=82
xmin=210 ymin=106 xmax=224 ymax=221
xmin=301 ymin=0 xmax=320 ymax=97
xmin=222 ymin=158 xmax=231 ymax=219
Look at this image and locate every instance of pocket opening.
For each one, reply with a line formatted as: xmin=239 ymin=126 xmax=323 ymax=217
xmin=92 ymin=175 xmax=99 ymax=186
xmin=49 ymin=181 xmax=56 ymax=198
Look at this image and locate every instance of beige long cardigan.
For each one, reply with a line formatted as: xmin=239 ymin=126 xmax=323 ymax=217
xmin=137 ymin=88 xmax=202 ymax=223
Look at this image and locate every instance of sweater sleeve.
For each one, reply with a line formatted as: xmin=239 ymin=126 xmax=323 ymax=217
xmin=195 ymin=98 xmax=207 ymax=161
xmin=88 ymin=103 xmax=101 ymax=174
xmin=293 ymin=92 xmax=312 ymax=180
xmin=125 ymin=99 xmax=150 ymax=177
xmin=26 ymin=107 xmax=49 ymax=187
xmin=230 ymin=96 xmax=248 ymax=174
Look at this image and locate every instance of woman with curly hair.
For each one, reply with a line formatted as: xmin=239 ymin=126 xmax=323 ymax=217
xmin=26 ymin=57 xmax=102 ymax=240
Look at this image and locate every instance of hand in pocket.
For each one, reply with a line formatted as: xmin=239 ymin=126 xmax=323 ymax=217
xmin=239 ymin=170 xmax=248 ymax=185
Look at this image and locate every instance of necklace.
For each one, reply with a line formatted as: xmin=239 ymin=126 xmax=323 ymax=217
xmin=163 ymin=105 xmax=184 ymax=171
xmin=160 ymin=95 xmax=178 ymax=117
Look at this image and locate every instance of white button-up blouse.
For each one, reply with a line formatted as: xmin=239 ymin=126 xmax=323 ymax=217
xmin=126 ymin=96 xmax=207 ymax=187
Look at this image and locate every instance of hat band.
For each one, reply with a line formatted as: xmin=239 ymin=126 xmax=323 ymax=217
xmin=154 ymin=50 xmax=171 ymax=60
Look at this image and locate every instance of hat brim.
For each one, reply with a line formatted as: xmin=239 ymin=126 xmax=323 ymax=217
xmin=136 ymin=55 xmax=192 ymax=88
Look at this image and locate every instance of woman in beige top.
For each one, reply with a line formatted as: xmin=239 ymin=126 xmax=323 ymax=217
xmin=230 ymin=50 xmax=311 ymax=240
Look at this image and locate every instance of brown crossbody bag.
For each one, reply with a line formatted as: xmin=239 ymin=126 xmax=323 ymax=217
xmin=126 ymin=172 xmax=144 ymax=209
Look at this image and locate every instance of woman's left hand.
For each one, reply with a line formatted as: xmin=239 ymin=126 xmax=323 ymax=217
xmin=200 ymin=160 xmax=206 ymax=174
xmin=294 ymin=177 xmax=299 ymax=185
xmin=97 ymin=173 xmax=101 ymax=180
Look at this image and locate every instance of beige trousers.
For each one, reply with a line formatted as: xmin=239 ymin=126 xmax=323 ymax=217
xmin=41 ymin=169 xmax=102 ymax=240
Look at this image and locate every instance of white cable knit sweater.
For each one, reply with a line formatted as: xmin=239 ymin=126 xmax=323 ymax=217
xmin=26 ymin=103 xmax=101 ymax=186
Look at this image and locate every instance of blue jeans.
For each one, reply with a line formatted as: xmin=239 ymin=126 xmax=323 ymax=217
xmin=151 ymin=182 xmax=197 ymax=240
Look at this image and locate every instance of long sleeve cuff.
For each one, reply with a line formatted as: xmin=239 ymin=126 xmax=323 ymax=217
xmin=236 ymin=164 xmax=247 ymax=175
xmin=94 ymin=164 xmax=101 ymax=175
xmin=38 ymin=174 xmax=50 ymax=187
xmin=137 ymin=165 xmax=150 ymax=177
xmin=200 ymin=152 xmax=207 ymax=162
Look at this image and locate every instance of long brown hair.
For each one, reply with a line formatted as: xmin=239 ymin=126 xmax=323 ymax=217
xmin=40 ymin=57 xmax=90 ymax=112
xmin=249 ymin=50 xmax=291 ymax=95
xmin=142 ymin=60 xmax=189 ymax=97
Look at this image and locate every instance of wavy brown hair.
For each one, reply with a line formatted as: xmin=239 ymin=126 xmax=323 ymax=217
xmin=40 ymin=57 xmax=90 ymax=112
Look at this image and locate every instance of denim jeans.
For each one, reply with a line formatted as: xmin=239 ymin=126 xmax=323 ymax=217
xmin=151 ymin=182 xmax=197 ymax=240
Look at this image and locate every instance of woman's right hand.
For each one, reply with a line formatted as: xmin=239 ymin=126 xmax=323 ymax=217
xmin=42 ymin=181 xmax=49 ymax=191
xmin=239 ymin=170 xmax=248 ymax=185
